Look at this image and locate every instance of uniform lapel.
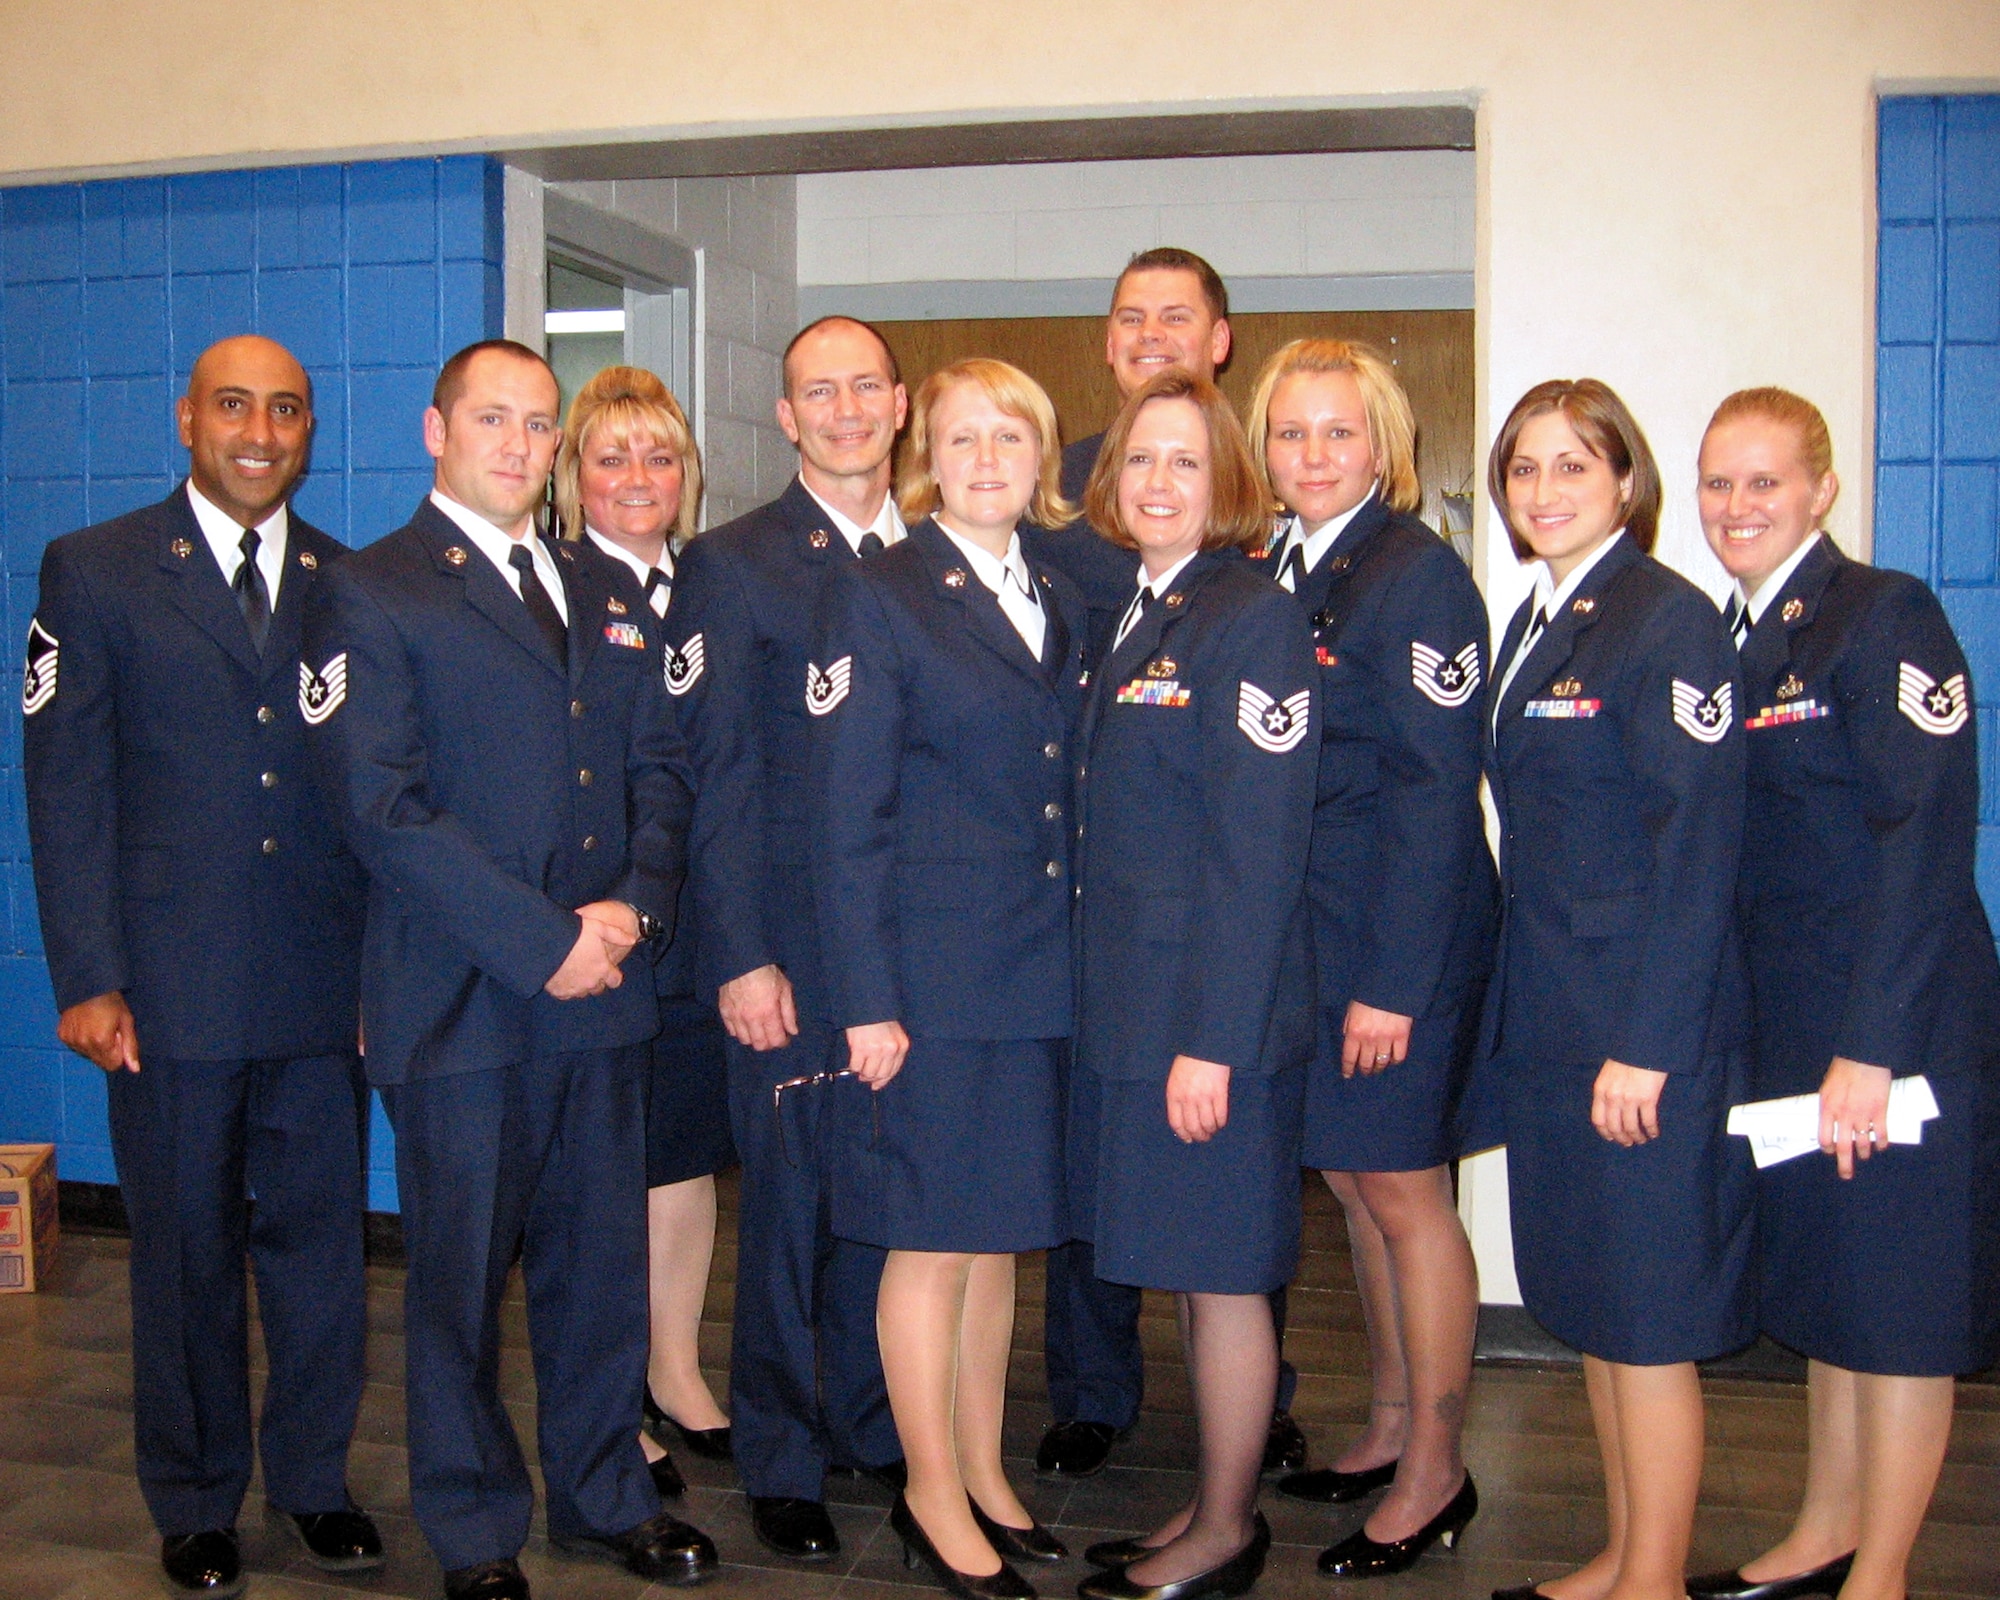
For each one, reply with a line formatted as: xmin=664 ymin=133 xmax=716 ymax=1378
xmin=1297 ymin=498 xmax=1385 ymax=622
xmin=413 ymin=501 xmax=566 ymax=677
xmin=550 ymin=535 xmax=604 ymax=688
xmin=258 ymin=524 xmax=316 ymax=686
xmin=1492 ymin=536 xmax=1634 ymax=737
xmin=1746 ymin=536 xmax=1841 ymax=690
xmin=913 ymin=519 xmax=1049 ymax=685
xmin=154 ymin=487 xmax=262 ymax=679
xmin=778 ymin=476 xmax=847 ymax=570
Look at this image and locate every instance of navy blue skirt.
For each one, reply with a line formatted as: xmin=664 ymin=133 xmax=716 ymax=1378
xmin=1501 ymin=1054 xmax=1757 ymax=1364
xmin=645 ymin=996 xmax=737 ymax=1187
xmin=1303 ymin=1003 xmax=1478 ymax=1173
xmin=826 ymin=1035 xmax=1066 ymax=1254
xmin=1072 ymin=1064 xmax=1305 ymax=1295
xmin=1758 ymin=1065 xmax=2000 ymax=1375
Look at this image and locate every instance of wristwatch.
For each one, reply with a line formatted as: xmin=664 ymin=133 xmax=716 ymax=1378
xmin=623 ymin=903 xmax=666 ymax=943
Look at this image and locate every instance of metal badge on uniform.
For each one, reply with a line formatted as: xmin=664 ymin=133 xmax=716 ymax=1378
xmin=1671 ymin=678 xmax=1734 ymax=742
xmin=298 ymin=653 xmax=348 ymax=725
xmin=603 ymin=621 xmax=646 ymax=649
xmin=809 ymin=529 xmax=831 ymax=550
xmin=1164 ymin=593 xmax=1185 ymax=609
xmin=1782 ymin=598 xmax=1805 ymax=623
xmin=606 ymin=596 xmax=629 ymax=616
xmin=1146 ymin=657 xmax=1177 ymax=678
xmin=664 ymin=633 xmax=706 ymax=695
xmin=21 ymin=617 xmax=58 ymax=716
xmin=1898 ymin=662 xmax=1969 ymax=736
xmin=170 ymin=538 xmax=193 ymax=559
xmin=1550 ymin=677 xmax=1583 ymax=698
xmin=558 ymin=545 xmax=575 ymax=562
xmin=943 ymin=567 xmax=968 ymax=589
xmin=1411 ymin=641 xmax=1481 ymax=707
xmin=1329 ymin=554 xmax=1352 ymax=574
xmin=1775 ymin=673 xmax=1804 ymax=700
xmin=1572 ymin=596 xmax=1596 ymax=614
xmin=1237 ymin=681 xmax=1311 ymax=753
xmin=444 ymin=545 xmax=468 ymax=566
xmin=298 ymin=549 xmax=318 ymax=571
xmin=805 ymin=655 xmax=853 ymax=716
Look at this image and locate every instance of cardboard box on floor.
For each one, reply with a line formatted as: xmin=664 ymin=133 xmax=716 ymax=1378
xmin=0 ymin=1144 xmax=57 ymax=1292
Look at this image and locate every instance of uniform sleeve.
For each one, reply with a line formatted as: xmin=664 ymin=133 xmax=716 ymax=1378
xmin=302 ymin=565 xmax=579 ymax=998
xmin=1183 ymin=588 xmax=1319 ymax=1070
xmin=1609 ymin=592 xmax=1747 ymax=1074
xmin=615 ymin=626 xmax=696 ymax=938
xmin=807 ymin=562 xmax=906 ymax=1027
xmin=665 ymin=539 xmax=775 ymax=991
xmin=1830 ymin=581 xmax=1982 ymax=1073
xmin=1353 ymin=549 xmax=1491 ymax=1015
xmin=21 ymin=540 xmax=128 ymax=1009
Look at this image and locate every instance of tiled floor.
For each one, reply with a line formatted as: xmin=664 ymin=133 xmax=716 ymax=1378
xmin=1 ymin=1177 xmax=1994 ymax=1600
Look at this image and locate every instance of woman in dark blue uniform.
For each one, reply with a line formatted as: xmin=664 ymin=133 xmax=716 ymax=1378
xmin=811 ymin=358 xmax=1087 ymax=1600
xmin=1068 ymin=370 xmax=1318 ymax=1600
xmin=555 ymin=366 xmax=736 ymax=1498
xmin=1688 ymin=388 xmax=2000 ymax=1600
xmin=1245 ymin=340 xmax=1494 ymax=1576
xmin=1478 ymin=379 xmax=1755 ymax=1600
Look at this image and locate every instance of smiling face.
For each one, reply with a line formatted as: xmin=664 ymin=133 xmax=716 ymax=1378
xmin=1117 ymin=396 xmax=1215 ymax=576
xmin=778 ymin=320 xmax=908 ymax=490
xmin=176 ymin=335 xmax=314 ymax=526
xmin=1263 ymin=368 xmax=1380 ymax=530
xmin=424 ymin=349 xmax=561 ymax=537
xmin=1698 ymin=414 xmax=1837 ymax=597
xmin=1105 ymin=268 xmax=1231 ymax=398
xmin=928 ymin=379 xmax=1042 ymax=548
xmin=578 ymin=424 xmax=682 ymax=561
xmin=1502 ymin=409 xmax=1631 ymax=583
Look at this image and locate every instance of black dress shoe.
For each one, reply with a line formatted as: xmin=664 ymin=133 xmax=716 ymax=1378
xmin=642 ymin=1386 xmax=735 ymax=1461
xmin=1686 ymin=1552 xmax=1855 ymax=1600
xmin=750 ymin=1496 xmax=841 ymax=1562
xmin=277 ymin=1505 xmax=384 ymax=1571
xmin=444 ymin=1557 xmax=531 ymax=1600
xmin=551 ymin=1510 xmax=718 ymax=1586
xmin=1085 ymin=1534 xmax=1165 ymax=1569
xmin=1260 ymin=1410 xmax=1308 ymax=1476
xmin=1276 ymin=1459 xmax=1399 ymax=1503
xmin=649 ymin=1448 xmax=687 ymax=1499
xmin=1035 ymin=1419 xmax=1121 ymax=1478
xmin=970 ymin=1497 xmax=1067 ymax=1563
xmin=1077 ymin=1513 xmax=1270 ymax=1600
xmin=1318 ymin=1473 xmax=1477 ymax=1577
xmin=161 ymin=1530 xmax=243 ymax=1598
xmin=890 ymin=1493 xmax=1037 ymax=1598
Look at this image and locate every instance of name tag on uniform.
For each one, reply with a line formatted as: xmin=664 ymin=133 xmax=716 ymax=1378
xmin=1745 ymin=699 xmax=1829 ymax=730
xmin=603 ymin=621 xmax=647 ymax=649
xmin=1116 ymin=678 xmax=1191 ymax=707
xmin=1524 ymin=698 xmax=1601 ymax=718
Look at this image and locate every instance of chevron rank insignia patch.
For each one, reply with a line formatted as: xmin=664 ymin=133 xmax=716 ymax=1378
xmin=1237 ymin=681 xmax=1311 ymax=753
xmin=299 ymin=653 xmax=347 ymax=725
xmin=1411 ymin=640 xmax=1481 ymax=707
xmin=665 ymin=632 xmax=705 ymax=696
xmin=21 ymin=618 xmax=57 ymax=716
xmin=1671 ymin=678 xmax=1732 ymax=742
xmin=1897 ymin=661 xmax=1969 ymax=736
xmin=806 ymin=656 xmax=852 ymax=716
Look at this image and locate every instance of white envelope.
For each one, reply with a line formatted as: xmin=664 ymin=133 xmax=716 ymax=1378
xmin=1726 ymin=1075 xmax=1940 ymax=1169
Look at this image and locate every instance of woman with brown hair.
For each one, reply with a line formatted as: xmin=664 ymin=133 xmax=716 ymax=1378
xmin=553 ymin=366 xmax=735 ymax=1499
xmin=1478 ymin=379 xmax=1755 ymax=1600
xmin=1069 ymin=370 xmax=1319 ymax=1600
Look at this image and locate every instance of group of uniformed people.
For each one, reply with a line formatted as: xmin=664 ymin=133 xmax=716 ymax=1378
xmin=18 ymin=243 xmax=1997 ymax=1600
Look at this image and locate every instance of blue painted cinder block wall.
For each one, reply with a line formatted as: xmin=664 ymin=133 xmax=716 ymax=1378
xmin=0 ymin=156 xmax=505 ymax=1211
xmin=1877 ymin=96 xmax=2000 ymax=923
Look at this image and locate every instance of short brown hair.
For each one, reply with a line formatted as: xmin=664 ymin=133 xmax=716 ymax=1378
xmin=1114 ymin=248 xmax=1229 ymax=324
xmin=1084 ymin=370 xmax=1270 ymax=554
xmin=1487 ymin=379 xmax=1661 ymax=559
xmin=432 ymin=338 xmax=553 ymax=416
xmin=1245 ymin=339 xmax=1422 ymax=515
xmin=1704 ymin=387 xmax=1839 ymax=523
xmin=894 ymin=358 xmax=1075 ymax=529
xmin=554 ymin=366 xmax=704 ymax=545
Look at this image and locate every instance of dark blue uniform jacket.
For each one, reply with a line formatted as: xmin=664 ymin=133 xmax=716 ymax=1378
xmin=23 ymin=486 xmax=363 ymax=1059
xmin=1019 ymin=431 xmax=1143 ymax=670
xmin=1482 ymin=536 xmax=1749 ymax=1076
xmin=301 ymin=499 xmax=692 ymax=1086
xmin=809 ymin=517 xmax=1088 ymax=1039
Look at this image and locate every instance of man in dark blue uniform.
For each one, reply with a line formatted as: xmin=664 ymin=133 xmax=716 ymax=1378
xmin=660 ymin=316 xmax=905 ymax=1562
xmin=23 ymin=335 xmax=381 ymax=1599
xmin=1026 ymin=249 xmax=1308 ymax=1482
xmin=301 ymin=340 xmax=712 ymax=1600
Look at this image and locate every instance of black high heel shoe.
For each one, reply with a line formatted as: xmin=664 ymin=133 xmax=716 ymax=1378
xmin=890 ymin=1493 xmax=1037 ymax=1599
xmin=1077 ymin=1514 xmax=1270 ymax=1600
xmin=1316 ymin=1473 xmax=1477 ymax=1577
xmin=1685 ymin=1551 xmax=1855 ymax=1600
xmin=1084 ymin=1534 xmax=1164 ymax=1569
xmin=642 ymin=1387 xmax=734 ymax=1461
xmin=646 ymin=1448 xmax=685 ymax=1499
xmin=969 ymin=1498 xmax=1067 ymax=1563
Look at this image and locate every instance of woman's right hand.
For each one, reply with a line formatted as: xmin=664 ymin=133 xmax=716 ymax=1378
xmin=1166 ymin=1054 xmax=1232 ymax=1143
xmin=846 ymin=1020 xmax=910 ymax=1088
xmin=1591 ymin=1058 xmax=1666 ymax=1146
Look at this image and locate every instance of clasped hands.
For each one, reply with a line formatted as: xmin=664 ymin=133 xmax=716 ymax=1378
xmin=544 ymin=900 xmax=645 ymax=999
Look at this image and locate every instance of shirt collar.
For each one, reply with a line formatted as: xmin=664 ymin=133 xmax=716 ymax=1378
xmin=802 ymin=479 xmax=906 ymax=554
xmin=1277 ymin=485 xmax=1378 ymax=575
xmin=584 ymin=525 xmax=670 ymax=586
xmin=1532 ymin=529 xmax=1625 ymax=619
xmin=430 ymin=489 xmax=563 ymax=598
xmin=1740 ymin=530 xmax=1822 ymax=624
xmin=1136 ymin=548 xmax=1200 ymax=600
xmin=186 ymin=480 xmax=288 ymax=597
xmin=934 ymin=521 xmax=1033 ymax=598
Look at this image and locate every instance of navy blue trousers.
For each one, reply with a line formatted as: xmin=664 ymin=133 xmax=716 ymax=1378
xmin=726 ymin=1021 xmax=898 ymax=1498
xmin=381 ymin=1045 xmax=659 ymax=1571
xmin=106 ymin=1052 xmax=367 ymax=1536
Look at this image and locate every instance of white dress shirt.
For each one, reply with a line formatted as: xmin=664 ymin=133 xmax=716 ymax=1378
xmin=430 ymin=490 xmax=568 ymax=625
xmin=187 ymin=482 xmax=289 ymax=608
xmin=936 ymin=522 xmax=1046 ymax=660
xmin=803 ymin=480 xmax=906 ymax=555
xmin=585 ymin=527 xmax=675 ymax=617
xmin=1112 ymin=549 xmax=1201 ymax=652
xmin=1268 ymin=485 xmax=1379 ymax=592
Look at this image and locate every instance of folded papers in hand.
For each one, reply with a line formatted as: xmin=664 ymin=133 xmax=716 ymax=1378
xmin=1726 ymin=1075 xmax=1939 ymax=1169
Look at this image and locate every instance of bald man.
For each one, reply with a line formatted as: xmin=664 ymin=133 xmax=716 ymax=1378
xmin=23 ymin=336 xmax=379 ymax=1598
